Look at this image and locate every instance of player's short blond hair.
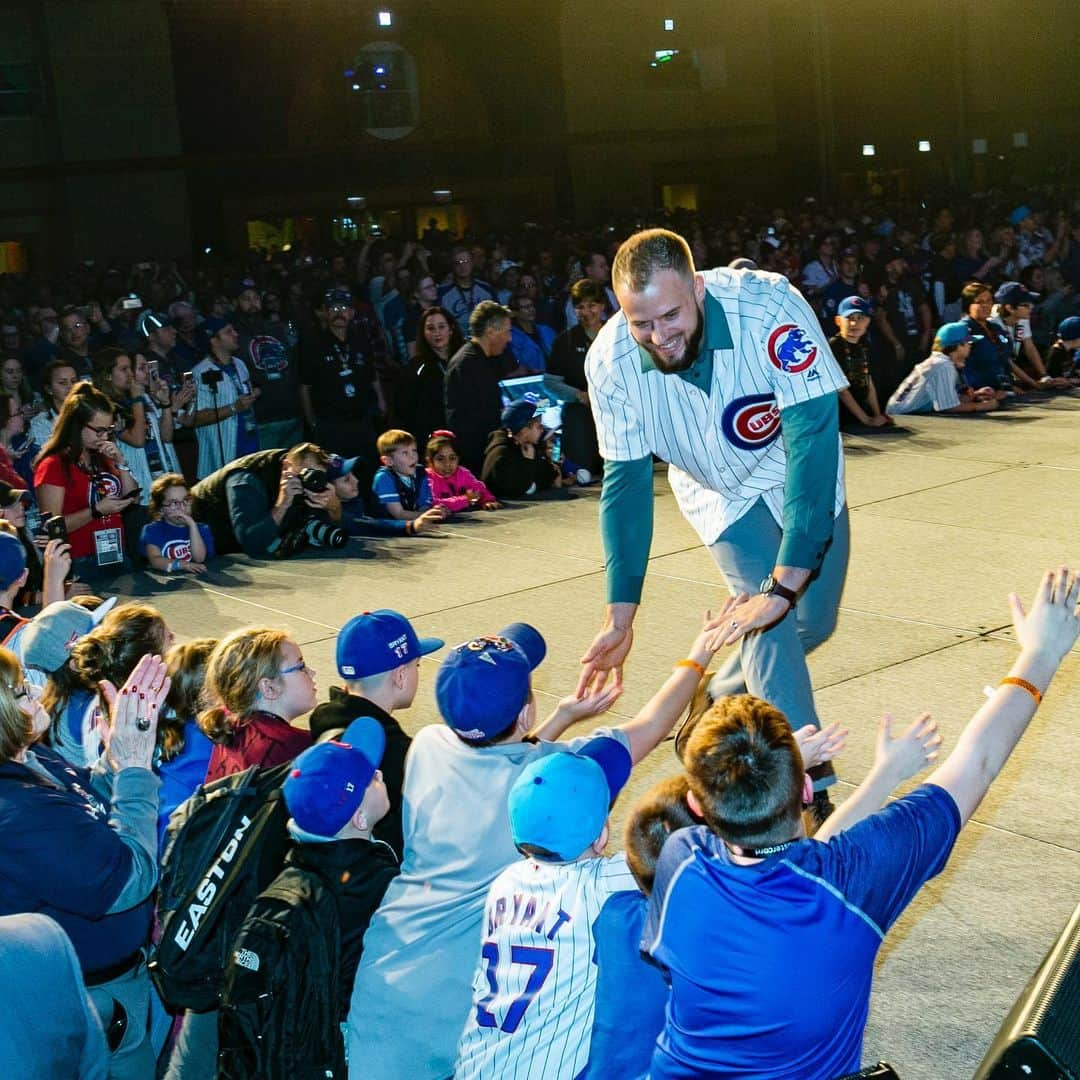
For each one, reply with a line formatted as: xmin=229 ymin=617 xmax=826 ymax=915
xmin=611 ymin=229 xmax=695 ymax=296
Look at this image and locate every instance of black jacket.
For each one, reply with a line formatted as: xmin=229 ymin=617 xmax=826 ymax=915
xmin=308 ymin=689 xmax=411 ymax=856
xmin=286 ymin=837 xmax=398 ymax=1012
xmin=481 ymin=429 xmax=559 ymax=499
xmin=444 ymin=342 xmax=513 ymax=473
xmin=190 ymin=448 xmax=287 ymax=555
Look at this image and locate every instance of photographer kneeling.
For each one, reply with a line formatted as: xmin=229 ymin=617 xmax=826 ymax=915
xmin=190 ymin=442 xmax=348 ymax=560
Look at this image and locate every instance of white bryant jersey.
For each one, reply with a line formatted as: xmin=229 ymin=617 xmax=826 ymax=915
xmin=454 ymin=853 xmax=638 ymax=1080
xmin=586 ymin=267 xmax=848 ymax=546
xmin=886 ymin=352 xmax=962 ymax=415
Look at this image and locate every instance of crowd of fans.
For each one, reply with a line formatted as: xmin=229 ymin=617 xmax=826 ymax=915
xmin=0 ymin=187 xmax=1079 ymax=1079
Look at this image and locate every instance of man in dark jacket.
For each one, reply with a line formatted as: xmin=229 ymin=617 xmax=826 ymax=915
xmin=307 ymin=610 xmax=443 ymax=856
xmin=444 ymin=301 xmax=516 ymax=473
xmin=189 ymin=443 xmax=332 ymax=558
xmin=481 ymin=400 xmax=562 ymax=499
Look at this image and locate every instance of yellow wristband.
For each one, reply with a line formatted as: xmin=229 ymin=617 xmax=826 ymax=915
xmin=675 ymin=659 xmax=706 ymax=679
xmin=999 ymin=676 xmax=1042 ymax=706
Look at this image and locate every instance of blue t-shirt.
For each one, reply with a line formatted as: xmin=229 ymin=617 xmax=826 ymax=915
xmin=371 ymin=465 xmax=433 ymax=515
xmin=961 ymin=316 xmax=1012 ymax=390
xmin=643 ymin=784 xmax=961 ymax=1080
xmin=156 ymin=720 xmax=213 ymax=852
xmin=139 ymin=519 xmax=216 ymax=562
xmin=580 ymin=890 xmax=669 ymax=1080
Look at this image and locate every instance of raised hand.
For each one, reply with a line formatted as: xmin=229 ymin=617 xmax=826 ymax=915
xmin=794 ymin=721 xmax=849 ymax=770
xmin=1009 ymin=565 xmax=1080 ymax=665
xmin=874 ymin=712 xmax=942 ymax=783
xmin=98 ymin=654 xmax=171 ymax=772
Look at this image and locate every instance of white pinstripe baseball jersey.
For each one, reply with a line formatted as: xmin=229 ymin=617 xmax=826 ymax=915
xmin=454 ymin=853 xmax=638 ymax=1080
xmin=586 ymin=267 xmax=848 ymax=546
xmin=886 ymin=352 xmax=962 ymax=414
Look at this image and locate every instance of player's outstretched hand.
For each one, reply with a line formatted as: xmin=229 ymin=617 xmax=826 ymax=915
xmin=874 ymin=712 xmax=942 ymax=784
xmin=577 ymin=622 xmax=634 ymax=698
xmin=794 ymin=721 xmax=848 ymax=770
xmin=1010 ymin=565 xmax=1080 ymax=666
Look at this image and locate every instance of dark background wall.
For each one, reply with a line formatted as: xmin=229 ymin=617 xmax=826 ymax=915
xmin=1 ymin=0 xmax=1077 ymax=267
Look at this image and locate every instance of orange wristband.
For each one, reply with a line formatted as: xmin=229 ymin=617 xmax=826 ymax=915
xmin=675 ymin=659 xmax=706 ymax=679
xmin=999 ymin=676 xmax=1042 ymax=706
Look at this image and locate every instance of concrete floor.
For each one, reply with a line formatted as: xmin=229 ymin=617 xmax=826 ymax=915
xmin=127 ymin=394 xmax=1080 ymax=1078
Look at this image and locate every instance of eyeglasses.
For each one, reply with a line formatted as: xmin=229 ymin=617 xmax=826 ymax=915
xmin=7 ymin=682 xmax=38 ymax=701
xmin=85 ymin=423 xmax=116 ymax=437
xmin=162 ymin=497 xmax=191 ymax=508
xmin=280 ymin=659 xmax=312 ymax=676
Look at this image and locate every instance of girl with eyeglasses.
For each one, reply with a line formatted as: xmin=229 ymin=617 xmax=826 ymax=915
xmin=139 ymin=473 xmax=213 ymax=575
xmin=200 ymin=627 xmax=315 ymax=784
xmin=32 ymin=383 xmax=139 ymax=580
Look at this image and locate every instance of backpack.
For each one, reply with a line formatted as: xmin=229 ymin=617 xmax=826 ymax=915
xmin=149 ymin=761 xmax=293 ymax=1012
xmin=217 ymin=863 xmax=345 ymax=1079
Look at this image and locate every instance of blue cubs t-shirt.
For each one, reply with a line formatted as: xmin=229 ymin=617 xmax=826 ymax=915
xmin=643 ymin=784 xmax=961 ymax=1080
xmin=139 ymin=520 xmax=216 ymax=563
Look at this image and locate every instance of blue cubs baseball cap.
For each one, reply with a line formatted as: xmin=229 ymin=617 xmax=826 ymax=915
xmin=324 ymin=287 xmax=353 ymax=308
xmin=1057 ymin=316 xmax=1080 ymax=342
xmin=202 ymin=316 xmax=232 ymax=337
xmin=994 ymin=281 xmax=1038 ymax=307
xmin=500 ymin=400 xmax=537 ymax=433
xmin=1008 ymin=205 xmax=1032 ymax=227
xmin=837 ymin=296 xmax=872 ymax=318
xmin=337 ymin=609 xmax=444 ymax=680
xmin=508 ymin=736 xmax=633 ymax=862
xmin=283 ymin=716 xmax=386 ymax=837
xmin=0 ymin=532 xmax=26 ymax=589
xmin=936 ymin=321 xmax=982 ymax=348
xmin=326 ymin=453 xmax=362 ymax=482
xmin=435 ymin=623 xmax=547 ymax=742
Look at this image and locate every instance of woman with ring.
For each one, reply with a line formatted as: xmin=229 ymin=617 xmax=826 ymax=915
xmin=0 ymin=650 xmax=171 ymax=1078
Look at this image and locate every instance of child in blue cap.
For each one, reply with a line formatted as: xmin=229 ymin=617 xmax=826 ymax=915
xmin=454 ymin=736 xmax=637 ymax=1079
xmin=1044 ymin=315 xmax=1080 ymax=384
xmin=348 ymin=601 xmax=743 ymax=1080
xmin=307 ymin=608 xmax=443 ymax=856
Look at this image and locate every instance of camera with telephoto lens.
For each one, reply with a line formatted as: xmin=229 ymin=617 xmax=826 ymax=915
xmin=272 ymin=466 xmax=346 ymax=557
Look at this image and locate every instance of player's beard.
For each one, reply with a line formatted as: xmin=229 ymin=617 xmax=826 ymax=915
xmin=646 ymin=306 xmax=705 ymax=374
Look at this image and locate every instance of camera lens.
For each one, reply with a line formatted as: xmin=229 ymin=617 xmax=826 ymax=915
xmin=300 ymin=467 xmax=328 ymax=494
xmin=304 ymin=519 xmax=347 ymax=549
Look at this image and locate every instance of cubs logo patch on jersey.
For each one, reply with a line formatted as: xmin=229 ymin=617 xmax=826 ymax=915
xmin=93 ymin=472 xmax=123 ymax=499
xmin=721 ymin=393 xmax=781 ymax=451
xmin=161 ymin=539 xmax=193 ymax=562
xmin=768 ymin=324 xmax=818 ymax=374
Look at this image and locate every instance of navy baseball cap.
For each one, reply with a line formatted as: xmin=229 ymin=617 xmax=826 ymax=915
xmin=937 ymin=321 xmax=983 ymax=348
xmin=501 ymin=400 xmax=537 ymax=433
xmin=0 ymin=532 xmax=26 ymax=589
xmin=202 ymin=316 xmax=232 ymax=337
xmin=283 ymin=717 xmax=386 ymax=838
xmin=508 ymin=737 xmax=633 ymax=862
xmin=337 ymin=609 xmax=443 ymax=680
xmin=1058 ymin=316 xmax=1080 ymax=341
xmin=140 ymin=311 xmax=170 ymax=335
xmin=837 ymin=296 xmax=872 ymax=318
xmin=326 ymin=454 xmax=362 ymax=482
xmin=994 ymin=281 xmax=1039 ymax=306
xmin=228 ymin=277 xmax=259 ymax=298
xmin=324 ymin=287 xmax=353 ymax=307
xmin=435 ymin=623 xmax=547 ymax=742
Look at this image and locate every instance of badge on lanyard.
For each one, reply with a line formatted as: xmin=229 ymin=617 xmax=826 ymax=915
xmin=94 ymin=527 xmax=124 ymax=567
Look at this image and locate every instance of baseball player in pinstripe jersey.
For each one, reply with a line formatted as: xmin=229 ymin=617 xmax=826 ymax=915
xmin=454 ymin=736 xmax=636 ymax=1080
xmin=579 ymin=228 xmax=849 ymax=809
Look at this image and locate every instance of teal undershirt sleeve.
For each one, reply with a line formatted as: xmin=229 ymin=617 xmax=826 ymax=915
xmin=599 ymin=455 xmax=654 ymax=604
xmin=777 ymin=394 xmax=840 ymax=569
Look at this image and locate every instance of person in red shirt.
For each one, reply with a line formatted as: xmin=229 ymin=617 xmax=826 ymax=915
xmin=33 ymin=384 xmax=139 ymax=579
xmin=200 ymin=626 xmax=316 ymax=783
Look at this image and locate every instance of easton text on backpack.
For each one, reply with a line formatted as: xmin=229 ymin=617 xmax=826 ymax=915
xmin=149 ymin=761 xmax=293 ymax=1012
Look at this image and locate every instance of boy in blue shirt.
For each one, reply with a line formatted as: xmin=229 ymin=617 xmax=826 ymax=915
xmin=371 ymin=428 xmax=446 ymax=524
xmin=643 ymin=567 xmax=1080 ymax=1079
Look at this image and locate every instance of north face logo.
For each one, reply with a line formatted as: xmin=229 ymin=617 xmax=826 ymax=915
xmin=234 ymin=948 xmax=260 ymax=972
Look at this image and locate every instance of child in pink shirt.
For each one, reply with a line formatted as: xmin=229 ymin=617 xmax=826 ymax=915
xmin=425 ymin=430 xmax=500 ymax=514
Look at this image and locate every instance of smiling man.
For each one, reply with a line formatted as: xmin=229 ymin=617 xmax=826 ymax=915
xmin=580 ymin=228 xmax=850 ymax=813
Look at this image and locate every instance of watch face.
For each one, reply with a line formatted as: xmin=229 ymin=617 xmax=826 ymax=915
xmin=760 ymin=574 xmax=776 ymax=594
